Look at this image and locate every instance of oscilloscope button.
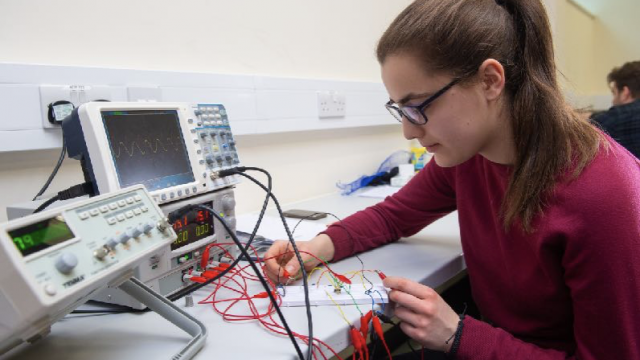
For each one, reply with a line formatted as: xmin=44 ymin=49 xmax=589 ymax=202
xmin=78 ymin=212 xmax=90 ymax=220
xmin=177 ymin=190 xmax=183 ymax=196
xmin=170 ymin=192 xmax=175 ymax=199
xmin=161 ymin=194 xmax=167 ymax=201
xmin=192 ymin=186 xmax=198 ymax=194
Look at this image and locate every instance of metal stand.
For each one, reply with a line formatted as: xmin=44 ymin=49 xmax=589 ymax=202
xmin=119 ymin=277 xmax=208 ymax=360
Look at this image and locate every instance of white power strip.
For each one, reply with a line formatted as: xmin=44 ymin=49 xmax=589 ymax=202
xmin=280 ymin=284 xmax=389 ymax=307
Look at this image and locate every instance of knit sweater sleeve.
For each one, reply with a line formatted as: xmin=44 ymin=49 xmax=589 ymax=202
xmin=323 ymin=158 xmax=457 ymax=261
xmin=455 ymin=152 xmax=640 ymax=360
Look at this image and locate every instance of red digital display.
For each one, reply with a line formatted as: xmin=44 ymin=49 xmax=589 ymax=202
xmin=171 ymin=202 xmax=215 ymax=250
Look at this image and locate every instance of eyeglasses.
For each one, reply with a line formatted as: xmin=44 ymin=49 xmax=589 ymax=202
xmin=385 ymin=78 xmax=460 ymax=125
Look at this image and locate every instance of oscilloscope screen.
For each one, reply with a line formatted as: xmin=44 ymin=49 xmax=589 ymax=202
xmin=102 ymin=110 xmax=195 ymax=191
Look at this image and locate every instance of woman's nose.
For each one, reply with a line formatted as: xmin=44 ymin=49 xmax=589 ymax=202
xmin=402 ymin=117 xmax=423 ymax=140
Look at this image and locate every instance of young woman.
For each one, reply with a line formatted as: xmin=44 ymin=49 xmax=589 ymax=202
xmin=265 ymin=0 xmax=640 ymax=358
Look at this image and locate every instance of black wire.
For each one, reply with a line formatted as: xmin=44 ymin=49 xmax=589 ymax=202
xmin=33 ymin=137 xmax=67 ymax=201
xmin=194 ymin=203 xmax=306 ymax=360
xmin=166 ymin=167 xmax=274 ymax=302
xmin=234 ymin=168 xmax=314 ymax=360
xmin=33 ymin=195 xmax=60 ymax=213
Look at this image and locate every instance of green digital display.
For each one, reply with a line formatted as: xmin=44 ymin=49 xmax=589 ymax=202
xmin=8 ymin=217 xmax=75 ymax=257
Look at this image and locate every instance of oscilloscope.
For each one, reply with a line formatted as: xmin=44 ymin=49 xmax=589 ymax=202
xmin=62 ymin=102 xmax=241 ymax=204
xmin=58 ymin=101 xmax=242 ymax=308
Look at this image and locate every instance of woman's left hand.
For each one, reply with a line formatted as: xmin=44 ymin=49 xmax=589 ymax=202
xmin=383 ymin=276 xmax=461 ymax=352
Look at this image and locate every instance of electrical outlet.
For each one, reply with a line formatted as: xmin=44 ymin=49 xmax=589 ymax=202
xmin=39 ymin=85 xmax=116 ymax=129
xmin=317 ymin=91 xmax=346 ymax=119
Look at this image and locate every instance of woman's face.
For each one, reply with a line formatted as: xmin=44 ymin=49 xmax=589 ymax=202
xmin=381 ymin=54 xmax=508 ymax=167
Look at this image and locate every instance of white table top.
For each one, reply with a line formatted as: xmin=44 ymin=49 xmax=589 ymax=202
xmin=1 ymin=191 xmax=463 ymax=360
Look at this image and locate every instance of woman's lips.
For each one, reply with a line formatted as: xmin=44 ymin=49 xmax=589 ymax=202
xmin=425 ymin=143 xmax=440 ymax=152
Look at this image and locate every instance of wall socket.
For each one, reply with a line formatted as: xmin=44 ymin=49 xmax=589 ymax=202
xmin=317 ymin=91 xmax=346 ymax=118
xmin=39 ymin=85 xmax=118 ymax=129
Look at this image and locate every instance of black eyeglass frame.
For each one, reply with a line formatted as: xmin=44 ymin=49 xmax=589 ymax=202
xmin=385 ymin=78 xmax=460 ymax=125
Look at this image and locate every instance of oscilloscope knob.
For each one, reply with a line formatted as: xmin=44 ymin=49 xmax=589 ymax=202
xmin=221 ymin=196 xmax=236 ymax=210
xmin=55 ymin=253 xmax=78 ymax=274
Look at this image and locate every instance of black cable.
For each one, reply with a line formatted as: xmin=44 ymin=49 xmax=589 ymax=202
xmin=33 ymin=138 xmax=67 ymax=201
xmin=231 ymin=168 xmax=314 ymax=360
xmin=33 ymin=195 xmax=60 ymax=213
xmin=194 ymin=203 xmax=306 ymax=360
xmin=33 ymin=182 xmax=95 ymax=213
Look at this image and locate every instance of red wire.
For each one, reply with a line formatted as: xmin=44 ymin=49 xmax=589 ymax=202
xmin=189 ymin=242 xmax=391 ymax=360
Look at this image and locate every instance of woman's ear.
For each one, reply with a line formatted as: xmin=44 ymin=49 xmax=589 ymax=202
xmin=478 ymin=59 xmax=506 ymax=101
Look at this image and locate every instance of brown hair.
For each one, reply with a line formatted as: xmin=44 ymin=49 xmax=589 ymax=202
xmin=608 ymin=61 xmax=640 ymax=98
xmin=377 ymin=0 xmax=602 ymax=232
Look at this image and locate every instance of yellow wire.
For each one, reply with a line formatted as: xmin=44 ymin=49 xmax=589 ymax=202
xmin=325 ymin=289 xmax=351 ymax=325
xmin=307 ymin=266 xmax=323 ymax=281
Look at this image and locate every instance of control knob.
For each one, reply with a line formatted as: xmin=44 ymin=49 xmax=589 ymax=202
xmin=143 ymin=222 xmax=154 ymax=234
xmin=106 ymin=237 xmax=119 ymax=250
xmin=129 ymin=227 xmax=142 ymax=238
xmin=118 ymin=232 xmax=131 ymax=244
xmin=224 ymin=216 xmax=237 ymax=230
xmin=221 ymin=195 xmax=236 ymax=210
xmin=55 ymin=253 xmax=78 ymax=274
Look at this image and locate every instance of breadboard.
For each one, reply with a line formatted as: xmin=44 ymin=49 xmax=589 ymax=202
xmin=280 ymin=284 xmax=389 ymax=307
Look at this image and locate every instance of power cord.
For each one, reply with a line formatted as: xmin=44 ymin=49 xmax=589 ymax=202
xmin=33 ymin=138 xmax=67 ymax=201
xmin=224 ymin=167 xmax=314 ymax=360
xmin=33 ymin=182 xmax=94 ymax=213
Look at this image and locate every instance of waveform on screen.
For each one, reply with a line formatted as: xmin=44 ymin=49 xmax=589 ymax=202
xmin=113 ymin=137 xmax=183 ymax=158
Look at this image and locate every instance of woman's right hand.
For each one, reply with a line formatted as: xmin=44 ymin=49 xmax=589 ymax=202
xmin=263 ymin=234 xmax=336 ymax=284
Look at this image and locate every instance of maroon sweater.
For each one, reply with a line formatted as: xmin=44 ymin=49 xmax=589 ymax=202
xmin=324 ymin=140 xmax=640 ymax=359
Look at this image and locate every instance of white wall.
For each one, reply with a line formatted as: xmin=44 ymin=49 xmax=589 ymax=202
xmin=0 ymin=0 xmax=412 ymax=221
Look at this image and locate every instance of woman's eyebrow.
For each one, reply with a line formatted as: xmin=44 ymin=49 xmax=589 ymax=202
xmin=392 ymin=91 xmax=434 ymax=105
